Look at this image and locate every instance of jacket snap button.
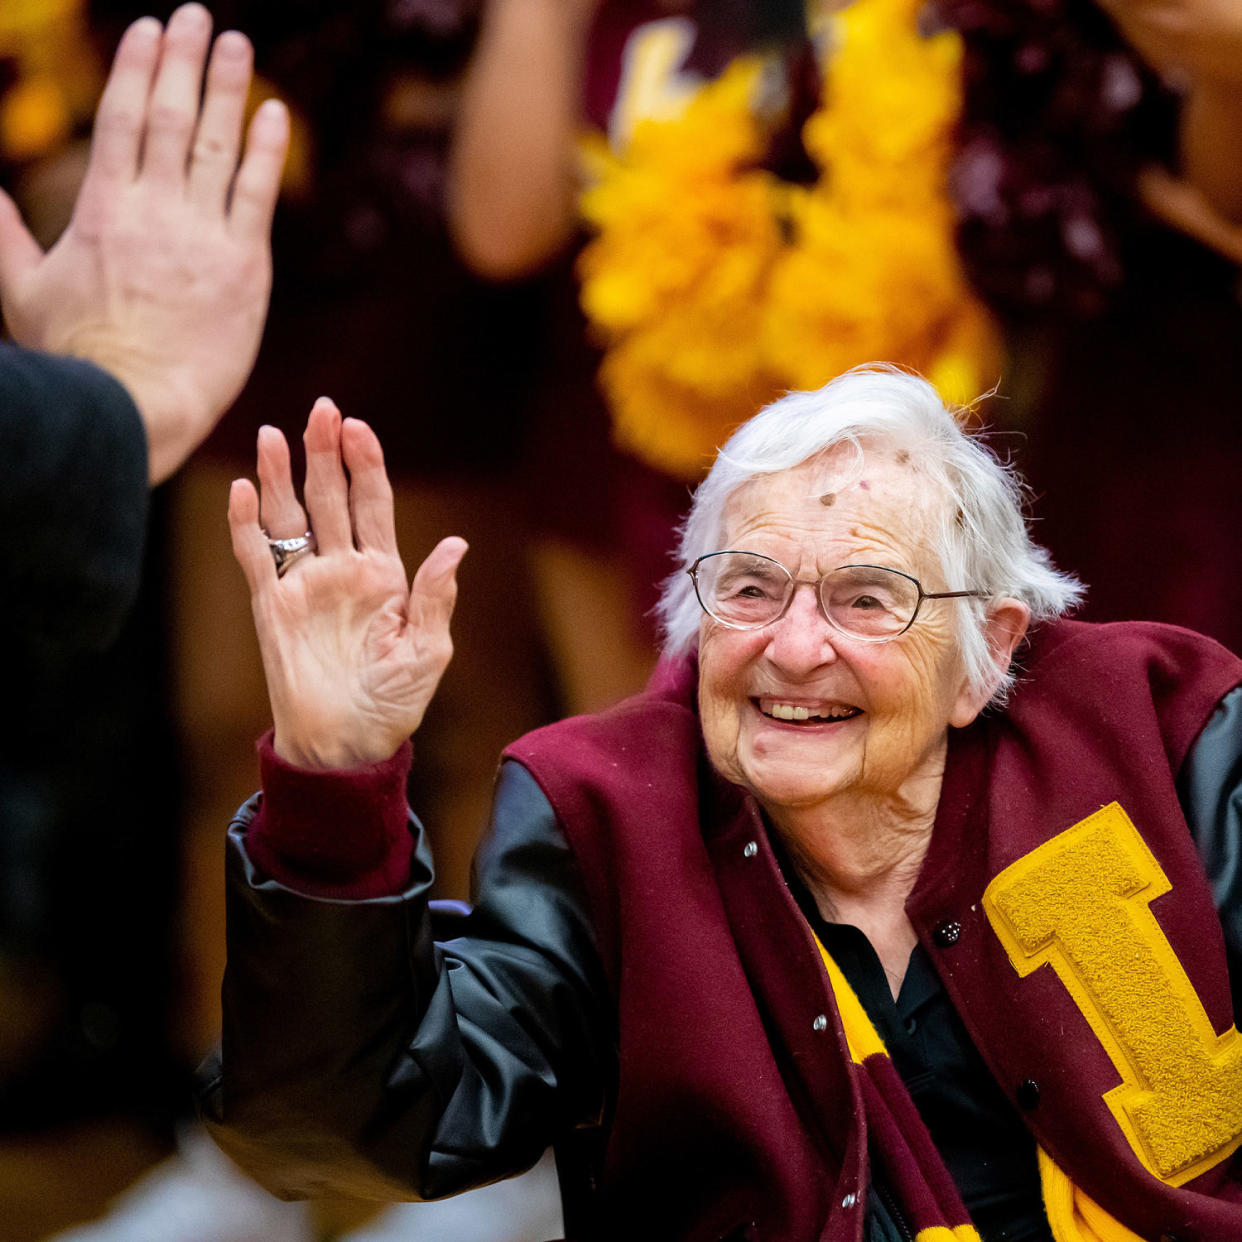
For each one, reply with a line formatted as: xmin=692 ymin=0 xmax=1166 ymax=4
xmin=743 ymin=841 xmax=758 ymax=858
xmin=1016 ymin=1079 xmax=1041 ymax=1110
xmin=812 ymin=1014 xmax=828 ymax=1032
xmin=841 ymin=1192 xmax=857 ymax=1208
xmin=933 ymin=920 xmax=962 ymax=947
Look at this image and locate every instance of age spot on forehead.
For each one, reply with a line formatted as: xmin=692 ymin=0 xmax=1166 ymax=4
xmin=819 ymin=492 xmax=835 ymax=507
xmin=896 ymin=450 xmax=911 ymax=465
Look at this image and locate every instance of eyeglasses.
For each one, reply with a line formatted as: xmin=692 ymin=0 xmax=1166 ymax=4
xmin=687 ymin=551 xmax=988 ymax=643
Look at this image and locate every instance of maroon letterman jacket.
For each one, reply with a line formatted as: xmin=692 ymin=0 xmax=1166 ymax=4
xmin=207 ymin=620 xmax=1242 ymax=1242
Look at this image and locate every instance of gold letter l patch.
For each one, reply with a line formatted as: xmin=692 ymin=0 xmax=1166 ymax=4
xmin=983 ymin=802 xmax=1242 ymax=1186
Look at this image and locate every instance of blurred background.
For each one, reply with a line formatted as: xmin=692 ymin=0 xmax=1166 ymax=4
xmin=1 ymin=0 xmax=1239 ymax=1237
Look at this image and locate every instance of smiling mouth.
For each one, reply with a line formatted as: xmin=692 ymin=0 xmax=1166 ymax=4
xmin=756 ymin=698 xmax=863 ymax=724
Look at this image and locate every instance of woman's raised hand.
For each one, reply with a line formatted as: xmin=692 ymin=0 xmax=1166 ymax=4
xmin=229 ymin=398 xmax=467 ymax=770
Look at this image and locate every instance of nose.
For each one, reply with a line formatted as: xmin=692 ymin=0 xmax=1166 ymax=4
xmin=762 ymin=581 xmax=840 ymax=674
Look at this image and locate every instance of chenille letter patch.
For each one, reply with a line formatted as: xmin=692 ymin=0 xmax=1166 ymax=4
xmin=983 ymin=802 xmax=1242 ymax=1186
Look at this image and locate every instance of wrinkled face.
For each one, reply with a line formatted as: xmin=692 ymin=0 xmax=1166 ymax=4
xmin=697 ymin=445 xmax=979 ymax=824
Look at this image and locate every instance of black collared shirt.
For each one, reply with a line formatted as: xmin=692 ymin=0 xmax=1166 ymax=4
xmin=787 ymin=873 xmax=1055 ymax=1242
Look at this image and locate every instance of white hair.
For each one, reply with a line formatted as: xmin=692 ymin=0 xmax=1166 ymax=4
xmin=656 ymin=365 xmax=1083 ymax=704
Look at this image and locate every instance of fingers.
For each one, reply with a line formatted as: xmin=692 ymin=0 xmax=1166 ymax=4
xmin=228 ymin=476 xmax=277 ymax=592
xmin=186 ymin=29 xmax=254 ymax=212
xmin=341 ymin=418 xmax=399 ymax=555
xmin=141 ymin=4 xmax=214 ymax=188
xmin=255 ymin=404 xmax=387 ymax=563
xmin=77 ymin=15 xmax=162 ymax=198
xmin=256 ymin=424 xmax=309 ymax=539
xmin=228 ymin=98 xmax=290 ymax=240
xmin=408 ymin=537 xmax=469 ymax=634
xmin=0 ymin=186 xmax=42 ymax=308
xmin=247 ymin=403 xmax=460 ymax=602
xmin=80 ymin=4 xmax=284 ymax=226
xmin=302 ymin=398 xmax=354 ymax=553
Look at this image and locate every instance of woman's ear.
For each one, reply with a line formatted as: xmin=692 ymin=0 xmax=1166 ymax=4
xmin=949 ymin=597 xmax=1031 ymax=728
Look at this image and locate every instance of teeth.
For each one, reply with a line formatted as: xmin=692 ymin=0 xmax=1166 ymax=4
xmin=760 ymin=698 xmax=857 ymax=722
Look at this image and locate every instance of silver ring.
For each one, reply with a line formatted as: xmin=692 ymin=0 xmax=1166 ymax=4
xmin=266 ymin=530 xmax=316 ymax=577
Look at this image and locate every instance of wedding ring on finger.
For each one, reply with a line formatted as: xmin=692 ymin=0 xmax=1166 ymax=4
xmin=266 ymin=530 xmax=317 ymax=578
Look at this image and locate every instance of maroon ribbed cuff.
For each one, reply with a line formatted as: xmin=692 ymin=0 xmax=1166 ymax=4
xmin=244 ymin=731 xmax=416 ymax=899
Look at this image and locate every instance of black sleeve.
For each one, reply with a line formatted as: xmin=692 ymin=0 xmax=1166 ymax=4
xmin=1178 ymin=682 xmax=1242 ymax=970
xmin=201 ymin=760 xmax=615 ymax=1202
xmin=0 ymin=343 xmax=148 ymax=654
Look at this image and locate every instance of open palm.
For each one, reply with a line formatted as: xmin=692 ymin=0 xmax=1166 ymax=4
xmin=229 ymin=399 xmax=466 ymax=770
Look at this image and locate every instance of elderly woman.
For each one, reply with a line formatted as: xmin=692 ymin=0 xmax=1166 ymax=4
xmin=206 ymin=367 xmax=1242 ymax=1242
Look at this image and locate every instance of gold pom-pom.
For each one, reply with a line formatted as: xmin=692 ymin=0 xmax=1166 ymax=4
xmin=576 ymin=0 xmax=1000 ymax=480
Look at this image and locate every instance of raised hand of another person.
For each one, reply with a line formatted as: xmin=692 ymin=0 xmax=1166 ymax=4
xmin=229 ymin=398 xmax=467 ymax=771
xmin=0 ymin=4 xmax=289 ymax=485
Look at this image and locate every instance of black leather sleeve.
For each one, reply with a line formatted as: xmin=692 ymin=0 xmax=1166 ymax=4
xmin=201 ymin=760 xmax=614 ymax=1202
xmin=0 ymin=344 xmax=148 ymax=656
xmin=1179 ymin=683 xmax=1242 ymax=978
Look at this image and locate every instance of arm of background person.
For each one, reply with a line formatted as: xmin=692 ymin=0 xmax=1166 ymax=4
xmin=0 ymin=3 xmax=288 ymax=488
xmin=446 ymin=0 xmax=600 ymax=279
xmin=1098 ymin=0 xmax=1242 ymax=225
xmin=1178 ymin=79 xmax=1242 ymax=225
xmin=1138 ymin=166 xmax=1242 ymax=263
